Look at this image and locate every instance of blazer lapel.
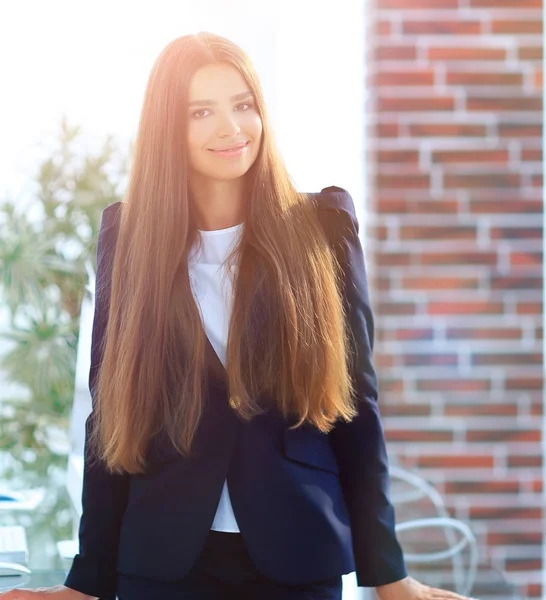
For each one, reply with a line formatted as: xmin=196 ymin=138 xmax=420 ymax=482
xmin=204 ymin=334 xmax=228 ymax=386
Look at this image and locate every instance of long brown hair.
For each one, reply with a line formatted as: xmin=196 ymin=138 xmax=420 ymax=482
xmin=90 ymin=32 xmax=358 ymax=475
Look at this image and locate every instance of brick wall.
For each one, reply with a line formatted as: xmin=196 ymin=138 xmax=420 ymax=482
xmin=367 ymin=0 xmax=543 ymax=598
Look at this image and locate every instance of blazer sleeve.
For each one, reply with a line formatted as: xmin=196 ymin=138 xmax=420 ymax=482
xmin=316 ymin=186 xmax=408 ymax=588
xmin=64 ymin=202 xmax=130 ymax=600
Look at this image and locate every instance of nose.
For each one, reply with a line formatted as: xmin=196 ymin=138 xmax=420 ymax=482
xmin=216 ymin=112 xmax=241 ymax=138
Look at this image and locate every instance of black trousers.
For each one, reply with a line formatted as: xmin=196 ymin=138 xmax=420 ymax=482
xmin=116 ymin=530 xmax=343 ymax=599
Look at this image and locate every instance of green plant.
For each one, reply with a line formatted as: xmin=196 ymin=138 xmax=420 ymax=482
xmin=0 ymin=115 xmax=131 ymax=488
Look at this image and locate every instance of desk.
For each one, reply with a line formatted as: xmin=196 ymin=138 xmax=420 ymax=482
xmin=0 ymin=571 xmax=375 ymax=598
xmin=0 ymin=570 xmax=67 ymax=592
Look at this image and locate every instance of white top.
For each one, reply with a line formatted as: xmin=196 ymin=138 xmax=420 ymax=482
xmin=188 ymin=220 xmax=244 ymax=533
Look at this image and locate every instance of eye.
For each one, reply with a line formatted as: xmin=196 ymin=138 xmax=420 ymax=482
xmin=236 ymin=101 xmax=254 ymax=111
xmin=191 ymin=101 xmax=255 ymax=120
xmin=191 ymin=108 xmax=210 ymax=119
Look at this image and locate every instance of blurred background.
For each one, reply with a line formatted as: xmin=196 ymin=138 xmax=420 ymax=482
xmin=0 ymin=1 xmax=542 ymax=599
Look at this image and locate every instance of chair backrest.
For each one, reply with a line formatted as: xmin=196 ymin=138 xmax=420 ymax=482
xmin=388 ymin=464 xmax=479 ymax=596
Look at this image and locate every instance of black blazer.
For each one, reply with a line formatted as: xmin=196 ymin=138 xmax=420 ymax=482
xmin=64 ymin=186 xmax=407 ymax=599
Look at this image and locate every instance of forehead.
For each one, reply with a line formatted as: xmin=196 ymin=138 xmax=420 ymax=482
xmin=188 ymin=63 xmax=249 ymax=100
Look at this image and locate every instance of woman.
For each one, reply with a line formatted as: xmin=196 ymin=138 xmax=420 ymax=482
xmin=0 ymin=33 xmax=478 ymax=600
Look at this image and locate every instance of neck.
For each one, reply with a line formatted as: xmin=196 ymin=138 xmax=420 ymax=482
xmin=189 ymin=175 xmax=246 ymax=231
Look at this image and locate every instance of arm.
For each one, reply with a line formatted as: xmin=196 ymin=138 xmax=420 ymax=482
xmin=316 ymin=187 xmax=408 ymax=588
xmin=64 ymin=203 xmax=130 ymax=600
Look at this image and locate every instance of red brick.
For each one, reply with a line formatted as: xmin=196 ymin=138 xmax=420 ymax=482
xmin=510 ymin=251 xmax=542 ymax=267
xmin=417 ymin=455 xmax=494 ymax=468
xmin=377 ymin=173 xmax=430 ymax=189
xmin=488 ymin=532 xmax=543 ymax=545
xmin=472 ymin=352 xmax=542 ymax=366
xmin=428 ymin=47 xmax=506 ymax=61
xmin=527 ymin=584 xmax=543 ymax=597
xmin=379 ymin=378 xmax=405 ymax=393
xmin=387 ymin=430 xmax=454 ymax=442
xmin=446 ymin=71 xmax=523 ymax=86
xmin=467 ymin=96 xmax=542 ymax=111
xmin=532 ymin=173 xmax=543 ymax=187
xmin=446 ymin=327 xmax=522 ymax=340
xmin=469 ymin=198 xmax=543 ymax=214
xmin=403 ymin=353 xmax=458 ymax=367
xmin=531 ymin=479 xmax=543 ymax=493
xmin=498 ymin=123 xmax=542 ymax=137
xmin=374 ymin=69 xmax=435 ymax=86
xmin=378 ymin=20 xmax=392 ymax=36
xmin=531 ymin=401 xmax=543 ymax=415
xmin=490 ymin=227 xmax=542 ymax=240
xmin=492 ymin=20 xmax=543 ymax=34
xmin=378 ymin=96 xmax=455 ymax=111
xmin=377 ymin=197 xmax=459 ymax=214
xmin=519 ymin=46 xmax=543 ymax=60
xmin=428 ymin=301 xmax=504 ymax=315
xmin=444 ymin=172 xmax=520 ymax=188
xmin=377 ymin=45 xmax=417 ymax=60
xmin=417 ymin=379 xmax=491 ymax=392
xmin=490 ymin=274 xmax=542 ymax=290
xmin=376 ymin=301 xmax=417 ymax=316
xmin=390 ymin=328 xmax=434 ymax=341
xmin=376 ymin=122 xmax=399 ymax=137
xmin=402 ymin=275 xmax=479 ymax=290
xmin=372 ymin=225 xmax=389 ymax=241
xmin=432 ymin=149 xmax=509 ymax=163
xmin=375 ymin=275 xmax=391 ymax=291
xmin=409 ymin=123 xmax=487 ymax=137
xmin=400 ymin=225 xmax=476 ymax=241
xmin=377 ymin=150 xmax=419 ymax=163
xmin=522 ymin=148 xmax=542 ymax=161
xmin=470 ymin=0 xmax=541 ymax=6
xmin=517 ymin=301 xmax=543 ymax=315
xmin=380 ymin=0 xmax=458 ymax=6
xmin=470 ymin=506 xmax=542 ymax=519
xmin=505 ymin=377 xmax=543 ymax=391
xmin=506 ymin=558 xmax=543 ymax=571
xmin=375 ymin=354 xmax=395 ymax=368
xmin=534 ymin=68 xmax=542 ymax=89
xmin=403 ymin=20 xmax=481 ymax=35
xmin=381 ymin=404 xmax=432 ymax=417
xmin=508 ymin=455 xmax=543 ymax=467
xmin=446 ymin=480 xmax=520 ymax=494
xmin=467 ymin=429 xmax=541 ymax=442
xmin=420 ymin=250 xmax=497 ymax=266
xmin=500 ymin=124 xmax=543 ymax=140
xmin=376 ymin=251 xmax=412 ymax=267
xmin=444 ymin=403 xmax=518 ymax=416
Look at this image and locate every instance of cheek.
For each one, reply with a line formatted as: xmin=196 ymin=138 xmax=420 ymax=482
xmin=187 ymin=122 xmax=210 ymax=150
xmin=247 ymin=113 xmax=263 ymax=139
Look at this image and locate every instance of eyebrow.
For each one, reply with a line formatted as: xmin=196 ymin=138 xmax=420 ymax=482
xmin=187 ymin=90 xmax=254 ymax=108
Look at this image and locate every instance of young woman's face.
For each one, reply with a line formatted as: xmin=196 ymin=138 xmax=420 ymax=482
xmin=186 ymin=63 xmax=263 ymax=181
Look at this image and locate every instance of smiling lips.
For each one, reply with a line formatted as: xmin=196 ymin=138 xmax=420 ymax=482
xmin=209 ymin=141 xmax=249 ymax=157
xmin=209 ymin=141 xmax=248 ymax=152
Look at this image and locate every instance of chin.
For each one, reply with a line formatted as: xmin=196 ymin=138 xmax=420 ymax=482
xmin=207 ymin=164 xmax=255 ymax=180
xmin=203 ymin=169 xmax=248 ymax=181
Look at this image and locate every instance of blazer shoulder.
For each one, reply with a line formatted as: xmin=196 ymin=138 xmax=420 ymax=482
xmin=101 ymin=201 xmax=124 ymax=231
xmin=95 ymin=202 xmax=125 ymax=273
xmin=313 ymin=185 xmax=359 ymax=238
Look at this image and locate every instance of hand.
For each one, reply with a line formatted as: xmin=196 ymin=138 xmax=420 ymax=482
xmin=375 ymin=575 xmax=480 ymax=600
xmin=0 ymin=585 xmax=97 ymax=600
